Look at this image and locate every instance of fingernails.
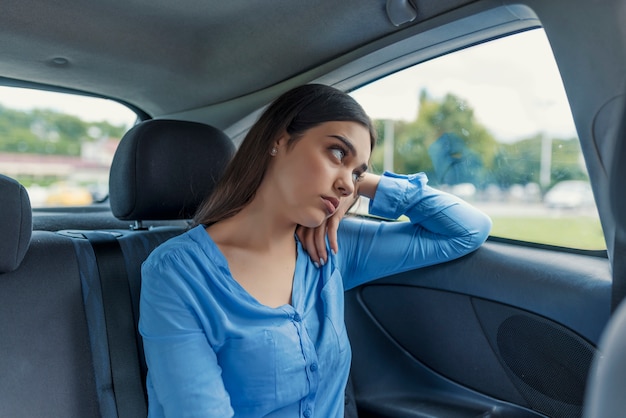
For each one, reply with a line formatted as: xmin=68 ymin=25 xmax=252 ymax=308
xmin=319 ymin=258 xmax=326 ymax=266
xmin=331 ymin=249 xmax=337 ymax=256
xmin=314 ymin=261 xmax=320 ymax=268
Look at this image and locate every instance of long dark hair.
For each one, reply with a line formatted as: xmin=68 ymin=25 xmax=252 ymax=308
xmin=194 ymin=84 xmax=377 ymax=227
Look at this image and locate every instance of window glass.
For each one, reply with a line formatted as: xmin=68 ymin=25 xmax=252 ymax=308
xmin=0 ymin=87 xmax=137 ymax=207
xmin=351 ymin=29 xmax=605 ymax=251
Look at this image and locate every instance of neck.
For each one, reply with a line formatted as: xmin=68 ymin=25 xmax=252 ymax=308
xmin=207 ymin=193 xmax=296 ymax=253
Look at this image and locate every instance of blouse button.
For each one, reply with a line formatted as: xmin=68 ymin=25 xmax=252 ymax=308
xmin=303 ymin=409 xmax=312 ymax=418
xmin=293 ymin=313 xmax=302 ymax=322
xmin=309 ymin=363 xmax=318 ymax=372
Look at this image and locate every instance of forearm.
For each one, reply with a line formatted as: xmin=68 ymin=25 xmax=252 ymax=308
xmin=367 ymin=171 xmax=485 ymax=226
xmin=338 ymin=171 xmax=491 ymax=288
xmin=357 ymin=172 xmax=380 ymax=199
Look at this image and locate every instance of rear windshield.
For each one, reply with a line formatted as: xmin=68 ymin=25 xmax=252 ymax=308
xmin=0 ymin=87 xmax=137 ymax=207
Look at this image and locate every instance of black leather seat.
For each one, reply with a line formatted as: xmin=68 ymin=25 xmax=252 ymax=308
xmin=1 ymin=119 xmax=235 ymax=418
xmin=108 ymin=119 xmax=235 ymax=225
xmin=66 ymin=119 xmax=235 ymax=417
xmin=0 ymin=174 xmax=100 ymax=418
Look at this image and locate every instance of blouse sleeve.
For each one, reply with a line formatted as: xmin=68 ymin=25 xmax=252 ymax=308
xmin=337 ymin=171 xmax=492 ymax=290
xmin=139 ymin=255 xmax=234 ymax=418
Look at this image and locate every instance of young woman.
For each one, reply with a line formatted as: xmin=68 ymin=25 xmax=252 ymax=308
xmin=139 ymin=84 xmax=492 ymax=417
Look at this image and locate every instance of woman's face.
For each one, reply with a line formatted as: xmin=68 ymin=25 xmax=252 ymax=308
xmin=267 ymin=120 xmax=372 ymax=228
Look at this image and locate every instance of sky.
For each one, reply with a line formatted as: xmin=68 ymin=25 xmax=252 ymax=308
xmin=351 ymin=29 xmax=578 ymax=143
xmin=0 ymin=86 xmax=137 ymax=127
xmin=0 ymin=29 xmax=576 ymax=144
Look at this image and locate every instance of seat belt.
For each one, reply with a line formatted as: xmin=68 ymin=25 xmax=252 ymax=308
xmin=84 ymin=231 xmax=148 ymax=418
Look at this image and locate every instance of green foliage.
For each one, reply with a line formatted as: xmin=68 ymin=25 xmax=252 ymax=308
xmin=493 ymin=135 xmax=587 ymax=189
xmin=0 ymin=104 xmax=128 ymax=156
xmin=490 ymin=216 xmax=605 ymax=250
xmin=369 ymin=89 xmax=587 ymax=189
xmin=370 ymin=90 xmax=498 ymax=182
xmin=551 ymin=138 xmax=588 ymax=184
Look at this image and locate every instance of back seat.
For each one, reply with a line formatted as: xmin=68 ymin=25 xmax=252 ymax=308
xmin=0 ymin=174 xmax=100 ymax=417
xmin=0 ymin=120 xmax=235 ymax=418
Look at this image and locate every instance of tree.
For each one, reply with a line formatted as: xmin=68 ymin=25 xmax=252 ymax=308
xmin=370 ymin=90 xmax=498 ymax=187
xmin=0 ymin=105 xmax=128 ymax=156
xmin=492 ymin=134 xmax=587 ymax=189
xmin=368 ymin=90 xmax=586 ymax=191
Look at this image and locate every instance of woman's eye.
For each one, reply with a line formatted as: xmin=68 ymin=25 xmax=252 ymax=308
xmin=352 ymin=172 xmax=364 ymax=183
xmin=331 ymin=148 xmax=346 ymax=161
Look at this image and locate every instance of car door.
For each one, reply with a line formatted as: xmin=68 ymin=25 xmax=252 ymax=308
xmin=344 ymin=28 xmax=611 ymax=418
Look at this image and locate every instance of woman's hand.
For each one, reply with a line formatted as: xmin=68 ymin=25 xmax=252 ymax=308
xmin=296 ymin=196 xmax=356 ymax=266
xmin=296 ymin=173 xmax=379 ymax=266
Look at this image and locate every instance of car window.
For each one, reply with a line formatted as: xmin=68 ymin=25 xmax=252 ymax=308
xmin=0 ymin=87 xmax=137 ymax=207
xmin=350 ymin=29 xmax=605 ymax=251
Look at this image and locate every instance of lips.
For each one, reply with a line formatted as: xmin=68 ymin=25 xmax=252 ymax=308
xmin=321 ymin=196 xmax=340 ymax=215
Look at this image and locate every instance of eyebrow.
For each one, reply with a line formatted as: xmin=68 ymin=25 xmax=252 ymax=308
xmin=328 ymin=134 xmax=369 ymax=172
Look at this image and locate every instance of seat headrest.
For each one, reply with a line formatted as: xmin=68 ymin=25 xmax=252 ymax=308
xmin=0 ymin=174 xmax=32 ymax=273
xmin=109 ymin=119 xmax=235 ymax=221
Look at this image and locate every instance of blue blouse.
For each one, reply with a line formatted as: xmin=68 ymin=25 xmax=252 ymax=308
xmin=139 ymin=172 xmax=492 ymax=418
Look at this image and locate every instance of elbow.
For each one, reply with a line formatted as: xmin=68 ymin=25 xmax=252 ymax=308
xmin=434 ymin=211 xmax=492 ymax=262
xmin=469 ymin=212 xmax=492 ymax=250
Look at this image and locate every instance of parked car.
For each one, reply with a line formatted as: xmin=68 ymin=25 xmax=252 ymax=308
xmin=44 ymin=183 xmax=94 ymax=207
xmin=544 ymin=180 xmax=595 ymax=209
xmin=1 ymin=1 xmax=625 ymax=418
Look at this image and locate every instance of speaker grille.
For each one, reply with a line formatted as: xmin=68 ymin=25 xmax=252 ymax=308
xmin=497 ymin=314 xmax=594 ymax=416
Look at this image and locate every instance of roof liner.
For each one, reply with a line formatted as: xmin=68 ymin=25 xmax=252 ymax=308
xmin=0 ymin=0 xmax=474 ymax=117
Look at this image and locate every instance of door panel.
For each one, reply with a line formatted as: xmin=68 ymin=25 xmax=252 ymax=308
xmin=345 ymin=240 xmax=611 ymax=418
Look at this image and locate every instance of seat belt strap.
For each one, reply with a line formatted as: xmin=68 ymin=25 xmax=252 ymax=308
xmin=84 ymin=232 xmax=147 ymax=418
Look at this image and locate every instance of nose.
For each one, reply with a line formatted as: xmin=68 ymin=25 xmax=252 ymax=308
xmin=335 ymin=169 xmax=355 ymax=197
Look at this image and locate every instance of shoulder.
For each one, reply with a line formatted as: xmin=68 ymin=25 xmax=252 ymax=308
xmin=146 ymin=227 xmax=196 ymax=261
xmin=143 ymin=225 xmax=218 ymax=277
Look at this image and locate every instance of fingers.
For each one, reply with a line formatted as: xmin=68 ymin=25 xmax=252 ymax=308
xmin=313 ymin=221 xmax=328 ymax=265
xmin=296 ymin=204 xmax=350 ymax=267
xmin=296 ymin=221 xmax=330 ymax=267
xmin=295 ymin=225 xmax=312 ymax=256
xmin=296 ymin=224 xmax=322 ymax=267
xmin=326 ymin=214 xmax=340 ymax=256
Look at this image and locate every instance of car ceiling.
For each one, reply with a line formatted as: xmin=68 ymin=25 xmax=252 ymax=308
xmin=0 ymin=0 xmax=474 ymax=122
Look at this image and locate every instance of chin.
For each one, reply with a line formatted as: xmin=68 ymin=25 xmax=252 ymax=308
xmin=297 ymin=211 xmax=328 ymax=229
xmin=299 ymin=219 xmax=326 ymax=229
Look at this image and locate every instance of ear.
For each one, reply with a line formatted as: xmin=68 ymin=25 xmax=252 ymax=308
xmin=274 ymin=130 xmax=290 ymax=150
